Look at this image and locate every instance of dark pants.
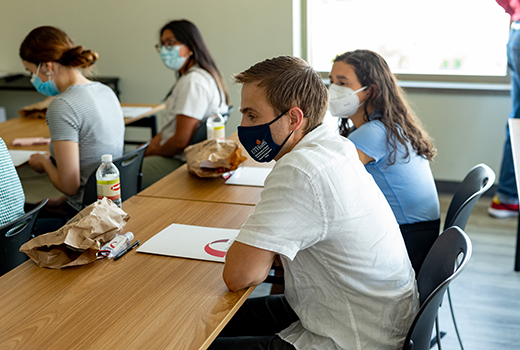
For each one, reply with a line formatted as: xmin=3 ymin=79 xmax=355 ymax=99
xmin=400 ymin=218 xmax=441 ymax=275
xmin=208 ymin=295 xmax=298 ymax=350
xmin=26 ymin=202 xmax=78 ymax=237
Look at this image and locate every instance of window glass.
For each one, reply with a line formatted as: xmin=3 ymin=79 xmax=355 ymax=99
xmin=307 ymin=0 xmax=511 ymax=76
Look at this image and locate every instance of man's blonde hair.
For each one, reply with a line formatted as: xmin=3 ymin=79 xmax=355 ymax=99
xmin=234 ymin=56 xmax=329 ymax=134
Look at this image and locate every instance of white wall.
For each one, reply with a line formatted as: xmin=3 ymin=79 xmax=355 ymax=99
xmin=0 ymin=0 xmax=294 ymax=132
xmin=0 ymin=0 xmax=511 ymax=183
xmin=406 ymin=89 xmax=510 ymax=182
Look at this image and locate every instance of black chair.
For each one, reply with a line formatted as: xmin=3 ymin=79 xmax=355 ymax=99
xmin=444 ymin=163 xmax=495 ymax=232
xmin=0 ymin=199 xmax=48 ymax=276
xmin=432 ymin=163 xmax=495 ymax=348
xmin=402 ymin=226 xmax=472 ymax=350
xmin=82 ymin=143 xmax=149 ymax=207
xmin=189 ymin=106 xmax=234 ymax=145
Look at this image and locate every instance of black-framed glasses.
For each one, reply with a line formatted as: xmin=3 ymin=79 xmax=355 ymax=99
xmin=154 ymin=38 xmax=180 ymax=53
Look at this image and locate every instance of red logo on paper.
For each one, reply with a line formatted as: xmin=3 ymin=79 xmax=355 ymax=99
xmin=204 ymin=239 xmax=230 ymax=258
xmin=111 ymin=183 xmax=120 ymax=191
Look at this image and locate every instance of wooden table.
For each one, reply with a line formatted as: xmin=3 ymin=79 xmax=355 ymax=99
xmin=138 ymin=133 xmax=273 ymax=206
xmin=0 ymin=103 xmax=164 ymax=151
xmin=0 ymin=117 xmax=49 ymax=151
xmin=0 ymin=196 xmax=255 ymax=350
xmin=508 ymin=119 xmax=520 ymax=271
xmin=122 ymin=103 xmax=165 ymax=123
xmin=138 ymin=163 xmax=267 ymax=206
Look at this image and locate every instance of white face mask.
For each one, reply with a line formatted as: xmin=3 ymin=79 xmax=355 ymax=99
xmin=328 ymin=84 xmax=367 ymax=118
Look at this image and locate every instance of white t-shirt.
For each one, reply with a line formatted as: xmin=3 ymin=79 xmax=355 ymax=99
xmin=160 ymin=66 xmax=228 ymax=159
xmin=236 ymin=123 xmax=418 ymax=350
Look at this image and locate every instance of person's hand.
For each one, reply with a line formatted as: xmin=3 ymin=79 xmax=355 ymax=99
xmin=28 ymin=153 xmax=50 ymax=173
xmin=145 ymin=134 xmax=162 ymax=156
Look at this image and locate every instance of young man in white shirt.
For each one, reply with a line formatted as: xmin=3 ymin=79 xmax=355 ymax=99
xmin=209 ymin=56 xmax=418 ymax=350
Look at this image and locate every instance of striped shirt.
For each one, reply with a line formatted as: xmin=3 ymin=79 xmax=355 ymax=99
xmin=0 ymin=138 xmax=25 ymax=227
xmin=47 ymin=82 xmax=124 ymax=211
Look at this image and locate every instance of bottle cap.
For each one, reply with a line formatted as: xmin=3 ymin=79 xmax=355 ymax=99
xmin=101 ymin=154 xmax=112 ymax=163
xmin=125 ymin=231 xmax=134 ymax=241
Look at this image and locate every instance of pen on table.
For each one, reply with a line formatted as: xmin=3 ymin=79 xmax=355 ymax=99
xmin=114 ymin=240 xmax=140 ymax=261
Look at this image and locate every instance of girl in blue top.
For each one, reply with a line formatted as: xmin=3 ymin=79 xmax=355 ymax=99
xmin=328 ymin=49 xmax=440 ymax=273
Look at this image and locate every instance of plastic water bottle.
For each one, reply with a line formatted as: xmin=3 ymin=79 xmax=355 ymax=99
xmin=99 ymin=232 xmax=134 ymax=258
xmin=96 ymin=154 xmax=122 ymax=208
xmin=206 ymin=109 xmax=226 ymax=140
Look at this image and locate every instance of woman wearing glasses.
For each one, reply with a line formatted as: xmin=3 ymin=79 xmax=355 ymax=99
xmin=19 ymin=26 xmax=124 ymax=221
xmin=328 ymin=49 xmax=440 ymax=274
xmin=142 ymin=19 xmax=230 ymax=188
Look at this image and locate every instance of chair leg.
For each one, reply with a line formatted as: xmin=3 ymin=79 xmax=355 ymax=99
xmin=447 ymin=286 xmax=465 ymax=350
xmin=430 ymin=315 xmax=446 ymax=349
xmin=435 ymin=316 xmax=443 ymax=350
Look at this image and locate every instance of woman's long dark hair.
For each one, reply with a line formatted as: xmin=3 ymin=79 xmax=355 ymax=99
xmin=335 ymin=49 xmax=435 ymax=164
xmin=161 ymin=20 xmax=230 ymax=105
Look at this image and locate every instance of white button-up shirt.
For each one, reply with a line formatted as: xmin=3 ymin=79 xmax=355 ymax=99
xmin=236 ymin=123 xmax=418 ymax=350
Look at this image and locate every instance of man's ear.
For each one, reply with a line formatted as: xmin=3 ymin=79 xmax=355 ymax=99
xmin=288 ymin=107 xmax=305 ymax=131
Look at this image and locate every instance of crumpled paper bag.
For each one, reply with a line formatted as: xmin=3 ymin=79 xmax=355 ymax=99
xmin=20 ymin=198 xmax=130 ymax=269
xmin=185 ymin=139 xmax=247 ymax=178
xmin=18 ymin=96 xmax=54 ymax=119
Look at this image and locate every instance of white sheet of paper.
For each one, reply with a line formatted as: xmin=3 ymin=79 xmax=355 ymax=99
xmin=225 ymin=166 xmax=272 ymax=187
xmin=9 ymin=150 xmax=47 ymax=167
xmin=122 ymin=106 xmax=153 ymax=118
xmin=136 ymin=223 xmax=239 ymax=263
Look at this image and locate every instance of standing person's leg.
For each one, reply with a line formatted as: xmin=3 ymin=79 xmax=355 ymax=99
xmin=490 ymin=26 xmax=520 ymax=218
xmin=208 ymin=295 xmax=298 ymax=350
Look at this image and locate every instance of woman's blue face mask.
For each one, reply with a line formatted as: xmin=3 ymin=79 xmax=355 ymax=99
xmin=30 ymin=64 xmax=61 ymax=96
xmin=159 ymin=45 xmax=187 ymax=71
xmin=237 ymin=109 xmax=294 ymax=163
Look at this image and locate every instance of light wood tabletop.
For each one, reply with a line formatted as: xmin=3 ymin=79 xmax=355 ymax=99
xmin=138 ymin=163 xmax=267 ymax=206
xmin=0 ymin=196 xmax=255 ymax=350
xmin=138 ymin=133 xmax=273 ymax=206
xmin=0 ymin=117 xmax=49 ymax=151
xmin=121 ymin=102 xmax=165 ymax=124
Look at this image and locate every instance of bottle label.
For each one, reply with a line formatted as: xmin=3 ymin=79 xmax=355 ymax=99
xmin=97 ymin=178 xmax=121 ymax=200
xmin=213 ymin=125 xmax=225 ymax=140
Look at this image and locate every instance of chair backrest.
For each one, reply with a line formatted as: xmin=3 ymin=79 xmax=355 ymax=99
xmin=189 ymin=106 xmax=234 ymax=145
xmin=402 ymin=227 xmax=472 ymax=350
xmin=0 ymin=199 xmax=48 ymax=276
xmin=82 ymin=143 xmax=149 ymax=207
xmin=444 ymin=163 xmax=495 ymax=231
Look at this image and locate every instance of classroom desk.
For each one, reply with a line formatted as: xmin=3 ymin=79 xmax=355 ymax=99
xmin=508 ymin=118 xmax=520 ymax=271
xmin=0 ymin=117 xmax=49 ymax=151
xmin=0 ymin=103 xmax=164 ymax=151
xmin=138 ymin=162 xmax=269 ymax=206
xmin=138 ymin=133 xmax=273 ymax=206
xmin=122 ymin=103 xmax=164 ymax=139
xmin=0 ymin=196 xmax=255 ymax=350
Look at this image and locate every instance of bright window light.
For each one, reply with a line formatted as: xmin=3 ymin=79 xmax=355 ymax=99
xmin=307 ymin=0 xmax=511 ymax=76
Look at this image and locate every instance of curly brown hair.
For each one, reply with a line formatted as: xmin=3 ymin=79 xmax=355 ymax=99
xmin=334 ymin=50 xmax=436 ymax=164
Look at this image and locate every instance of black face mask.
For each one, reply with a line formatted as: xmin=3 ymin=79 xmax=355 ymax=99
xmin=237 ymin=110 xmax=293 ymax=162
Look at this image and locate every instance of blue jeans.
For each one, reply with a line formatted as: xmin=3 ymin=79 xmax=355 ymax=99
xmin=498 ymin=25 xmax=520 ymax=204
